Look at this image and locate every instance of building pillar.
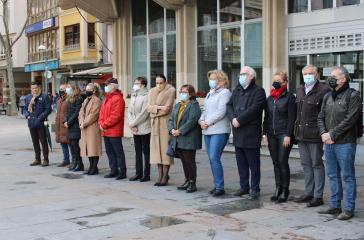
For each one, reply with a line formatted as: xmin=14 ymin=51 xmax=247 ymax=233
xmin=262 ymin=0 xmax=287 ymax=94
xmin=175 ymin=0 xmax=197 ymax=90
xmin=81 ymin=10 xmax=88 ymax=59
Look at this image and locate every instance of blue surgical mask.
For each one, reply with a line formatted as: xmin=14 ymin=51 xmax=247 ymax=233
xmin=65 ymin=87 xmax=72 ymax=95
xmin=209 ymin=80 xmax=216 ymax=89
xmin=179 ymin=93 xmax=189 ymax=102
xmin=303 ymin=74 xmax=316 ymax=86
xmin=239 ymin=75 xmax=248 ymax=88
xmin=104 ymin=86 xmax=110 ymax=93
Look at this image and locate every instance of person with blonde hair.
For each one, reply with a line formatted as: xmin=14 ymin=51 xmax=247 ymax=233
xmin=79 ymin=83 xmax=102 ymax=175
xmin=199 ymin=69 xmax=231 ymax=197
xmin=64 ymin=82 xmax=84 ymax=171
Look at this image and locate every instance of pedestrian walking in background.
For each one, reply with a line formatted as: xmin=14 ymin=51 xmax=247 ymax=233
xmin=19 ymin=92 xmax=27 ymax=116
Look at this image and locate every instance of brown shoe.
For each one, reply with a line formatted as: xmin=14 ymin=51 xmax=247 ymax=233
xmin=307 ymin=198 xmax=324 ymax=207
xmin=30 ymin=160 xmax=41 ymax=166
xmin=42 ymin=160 xmax=49 ymax=167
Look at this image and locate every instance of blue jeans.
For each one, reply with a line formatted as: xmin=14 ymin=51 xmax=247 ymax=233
xmin=204 ymin=134 xmax=229 ymax=190
xmin=324 ymin=143 xmax=357 ymax=212
xmin=104 ymin=137 xmax=127 ymax=175
xmin=60 ymin=143 xmax=70 ymax=163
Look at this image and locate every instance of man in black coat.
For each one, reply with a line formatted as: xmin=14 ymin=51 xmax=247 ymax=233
xmin=227 ymin=66 xmax=266 ymax=200
xmin=24 ymin=81 xmax=52 ymax=166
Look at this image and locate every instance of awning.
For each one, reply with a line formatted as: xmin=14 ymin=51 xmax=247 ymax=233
xmin=73 ymin=66 xmax=113 ymax=76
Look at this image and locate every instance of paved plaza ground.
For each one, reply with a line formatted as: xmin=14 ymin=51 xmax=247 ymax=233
xmin=0 ymin=114 xmax=363 ymax=240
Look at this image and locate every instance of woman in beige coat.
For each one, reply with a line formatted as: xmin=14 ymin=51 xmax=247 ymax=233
xmin=79 ymin=83 xmax=102 ymax=175
xmin=147 ymin=74 xmax=176 ymax=186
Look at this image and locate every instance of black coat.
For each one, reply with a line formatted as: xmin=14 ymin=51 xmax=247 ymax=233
xmin=24 ymin=93 xmax=52 ymax=129
xmin=263 ymin=90 xmax=296 ymax=137
xmin=64 ymin=96 xmax=83 ymax=139
xmin=294 ymin=81 xmax=330 ymax=143
xmin=227 ymin=82 xmax=266 ymax=148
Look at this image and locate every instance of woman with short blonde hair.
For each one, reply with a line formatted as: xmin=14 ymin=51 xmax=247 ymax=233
xmin=207 ymin=70 xmax=230 ymax=89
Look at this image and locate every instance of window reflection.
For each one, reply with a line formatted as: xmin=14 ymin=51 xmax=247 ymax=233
xmin=337 ymin=0 xmax=360 ymax=6
xmin=245 ymin=0 xmax=262 ymax=20
xmin=311 ymin=0 xmax=333 ymax=10
xmin=149 ymin=1 xmax=164 ymax=34
xmin=220 ymin=0 xmax=242 ymax=23
xmin=222 ymin=28 xmax=241 ymax=87
xmin=288 ymin=0 xmax=308 ymax=13
xmin=197 ymin=0 xmax=217 ymax=26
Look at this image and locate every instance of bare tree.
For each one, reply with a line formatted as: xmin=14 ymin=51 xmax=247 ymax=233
xmin=0 ymin=0 xmax=30 ymax=115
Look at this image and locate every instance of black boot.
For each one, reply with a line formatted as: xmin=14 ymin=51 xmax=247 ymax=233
xmin=270 ymin=187 xmax=282 ymax=202
xmin=89 ymin=158 xmax=99 ymax=175
xmin=186 ymin=180 xmax=197 ymax=193
xmin=177 ymin=180 xmax=189 ymax=190
xmin=68 ymin=160 xmax=77 ymax=171
xmin=84 ymin=158 xmax=93 ymax=175
xmin=277 ymin=188 xmax=289 ymax=203
xmin=73 ymin=158 xmax=84 ymax=172
xmin=104 ymin=168 xmax=119 ymax=178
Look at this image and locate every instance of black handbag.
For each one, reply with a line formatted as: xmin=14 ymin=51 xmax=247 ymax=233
xmin=166 ymin=143 xmax=180 ymax=158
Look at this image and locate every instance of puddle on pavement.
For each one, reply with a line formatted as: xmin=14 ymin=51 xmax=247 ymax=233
xmin=199 ymin=199 xmax=263 ymax=216
xmin=52 ymin=173 xmax=83 ymax=179
xmin=140 ymin=216 xmax=186 ymax=229
xmin=14 ymin=181 xmax=37 ymax=185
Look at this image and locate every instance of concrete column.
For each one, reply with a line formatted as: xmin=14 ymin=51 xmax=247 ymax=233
xmin=81 ymin=10 xmax=88 ymax=59
xmin=262 ymin=0 xmax=287 ymax=94
xmin=175 ymin=0 xmax=197 ymax=90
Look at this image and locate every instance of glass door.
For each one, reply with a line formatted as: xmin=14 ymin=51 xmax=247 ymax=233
xmin=221 ymin=27 xmax=241 ymax=88
xmin=149 ymin=36 xmax=164 ymax=88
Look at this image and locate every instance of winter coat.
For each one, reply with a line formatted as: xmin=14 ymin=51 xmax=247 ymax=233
xmin=227 ymin=82 xmax=266 ymax=149
xmin=64 ymin=96 xmax=83 ymax=140
xmin=79 ymin=95 xmax=102 ymax=157
xmin=127 ymin=88 xmax=151 ymax=135
xmin=147 ymin=84 xmax=176 ymax=165
xmin=98 ymin=90 xmax=125 ymax=137
xmin=55 ymin=96 xmax=68 ymax=144
xmin=24 ymin=93 xmax=52 ymax=129
xmin=168 ymin=99 xmax=202 ymax=150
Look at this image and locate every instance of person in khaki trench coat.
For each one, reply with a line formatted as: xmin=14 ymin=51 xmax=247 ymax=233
xmin=147 ymin=74 xmax=175 ymax=186
xmin=79 ymin=83 xmax=102 ymax=175
xmin=55 ymin=84 xmax=70 ymax=167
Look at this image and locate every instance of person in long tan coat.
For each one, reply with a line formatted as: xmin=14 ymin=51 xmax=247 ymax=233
xmin=55 ymin=84 xmax=70 ymax=167
xmin=79 ymin=83 xmax=102 ymax=175
xmin=147 ymin=74 xmax=176 ymax=186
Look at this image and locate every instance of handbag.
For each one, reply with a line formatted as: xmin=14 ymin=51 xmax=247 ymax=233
xmin=166 ymin=143 xmax=180 ymax=158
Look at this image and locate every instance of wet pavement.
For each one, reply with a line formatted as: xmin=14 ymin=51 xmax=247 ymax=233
xmin=0 ymin=114 xmax=364 ymax=240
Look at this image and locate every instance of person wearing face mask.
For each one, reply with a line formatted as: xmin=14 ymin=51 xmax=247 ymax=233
xmin=55 ymin=84 xmax=71 ymax=167
xmin=64 ymin=82 xmax=84 ymax=172
xmin=317 ymin=67 xmax=362 ymax=220
xmin=168 ymin=85 xmax=202 ymax=193
xmin=199 ymin=70 xmax=232 ymax=197
xmin=262 ymin=71 xmax=296 ymax=203
xmin=24 ymin=81 xmax=52 ymax=166
xmin=293 ymin=65 xmax=330 ymax=207
xmin=147 ymin=74 xmax=176 ymax=186
xmin=78 ymin=83 xmax=102 ymax=175
xmin=127 ymin=77 xmax=151 ymax=182
xmin=99 ymin=78 xmax=127 ymax=180
xmin=227 ymin=66 xmax=266 ymax=200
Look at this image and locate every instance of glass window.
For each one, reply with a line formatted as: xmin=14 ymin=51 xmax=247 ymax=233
xmin=340 ymin=51 xmax=363 ymax=82
xmin=150 ymin=37 xmax=164 ymax=87
xmin=220 ymin=0 xmax=242 ymax=24
xmin=88 ymin=23 xmax=95 ymax=48
xmin=289 ymin=56 xmax=307 ymax=92
xmin=288 ymin=0 xmax=308 ymax=13
xmin=197 ymin=29 xmax=218 ymax=92
xmin=311 ymin=0 xmax=333 ymax=10
xmin=245 ymin=22 xmax=262 ymax=87
xmin=132 ymin=0 xmax=146 ymax=36
xmin=64 ymin=24 xmax=80 ymax=47
xmin=167 ymin=34 xmax=176 ymax=87
xmin=132 ymin=36 xmax=147 ymax=83
xmin=245 ymin=0 xmax=262 ymax=20
xmin=311 ymin=53 xmax=338 ymax=81
xmin=197 ymin=0 xmax=217 ymax=27
xmin=222 ymin=27 xmax=241 ymax=88
xmin=166 ymin=10 xmax=176 ymax=32
xmin=337 ymin=0 xmax=360 ymax=6
xmin=149 ymin=0 xmax=164 ymax=34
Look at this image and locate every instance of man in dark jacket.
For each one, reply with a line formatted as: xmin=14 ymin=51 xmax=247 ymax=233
xmin=227 ymin=66 xmax=266 ymax=200
xmin=24 ymin=81 xmax=52 ymax=166
xmin=317 ymin=66 xmax=361 ymax=220
xmin=294 ymin=65 xmax=331 ymax=207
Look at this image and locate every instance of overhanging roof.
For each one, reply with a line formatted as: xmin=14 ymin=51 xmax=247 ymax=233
xmin=73 ymin=66 xmax=113 ymax=76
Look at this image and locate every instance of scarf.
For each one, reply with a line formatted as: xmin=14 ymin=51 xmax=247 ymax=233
xmin=28 ymin=91 xmax=41 ymax=113
xmin=332 ymin=83 xmax=349 ymax=100
xmin=176 ymin=101 xmax=187 ymax=129
xmin=270 ymin=84 xmax=287 ymax=101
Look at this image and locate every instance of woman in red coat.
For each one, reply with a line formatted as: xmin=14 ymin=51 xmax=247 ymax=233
xmin=98 ymin=78 xmax=127 ymax=180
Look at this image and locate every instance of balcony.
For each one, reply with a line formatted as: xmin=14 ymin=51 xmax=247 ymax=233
xmin=64 ymin=43 xmax=81 ymax=51
xmin=28 ymin=49 xmax=59 ymax=63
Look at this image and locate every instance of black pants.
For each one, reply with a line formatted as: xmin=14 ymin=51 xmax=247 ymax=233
xmin=104 ymin=137 xmax=127 ymax=175
xmin=133 ymin=134 xmax=150 ymax=177
xmin=235 ymin=147 xmax=261 ymax=193
xmin=176 ymin=148 xmax=197 ymax=181
xmin=68 ymin=138 xmax=81 ymax=163
xmin=268 ymin=134 xmax=292 ymax=189
xmin=29 ymin=127 xmax=49 ymax=161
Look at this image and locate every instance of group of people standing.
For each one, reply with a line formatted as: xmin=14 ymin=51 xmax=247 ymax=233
xmin=24 ymin=64 xmax=360 ymax=221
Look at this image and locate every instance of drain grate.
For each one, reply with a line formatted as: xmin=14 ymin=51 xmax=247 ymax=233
xmin=140 ymin=216 xmax=186 ymax=229
xmin=52 ymin=173 xmax=83 ymax=179
xmin=199 ymin=199 xmax=262 ymax=216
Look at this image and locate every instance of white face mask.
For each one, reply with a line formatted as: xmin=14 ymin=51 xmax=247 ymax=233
xmin=65 ymin=87 xmax=72 ymax=95
xmin=133 ymin=84 xmax=141 ymax=92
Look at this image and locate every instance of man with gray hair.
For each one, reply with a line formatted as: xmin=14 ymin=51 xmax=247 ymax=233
xmin=293 ymin=65 xmax=330 ymax=207
xmin=317 ymin=66 xmax=361 ymax=220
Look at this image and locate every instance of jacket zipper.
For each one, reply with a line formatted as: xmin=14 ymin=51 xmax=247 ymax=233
xmin=273 ymin=99 xmax=277 ymax=135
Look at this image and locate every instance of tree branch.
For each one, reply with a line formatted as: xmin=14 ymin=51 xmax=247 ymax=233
xmin=10 ymin=1 xmax=31 ymax=48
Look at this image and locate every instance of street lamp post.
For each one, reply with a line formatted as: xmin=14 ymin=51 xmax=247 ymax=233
xmin=38 ymin=45 xmax=49 ymax=94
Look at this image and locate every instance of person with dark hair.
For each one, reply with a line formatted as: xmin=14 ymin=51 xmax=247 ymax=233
xmin=99 ymin=78 xmax=127 ymax=180
xmin=263 ymin=71 xmax=296 ymax=203
xmin=317 ymin=66 xmax=362 ymax=220
xmin=24 ymin=81 xmax=52 ymax=166
xmin=79 ymin=83 xmax=102 ymax=175
xmin=147 ymin=74 xmax=176 ymax=186
xmin=168 ymin=84 xmax=202 ymax=193
xmin=19 ymin=92 xmax=27 ymax=116
xmin=128 ymin=77 xmax=151 ymax=182
xmin=64 ymin=82 xmax=84 ymax=172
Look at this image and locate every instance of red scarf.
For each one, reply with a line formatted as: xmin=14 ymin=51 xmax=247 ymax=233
xmin=270 ymin=84 xmax=287 ymax=101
